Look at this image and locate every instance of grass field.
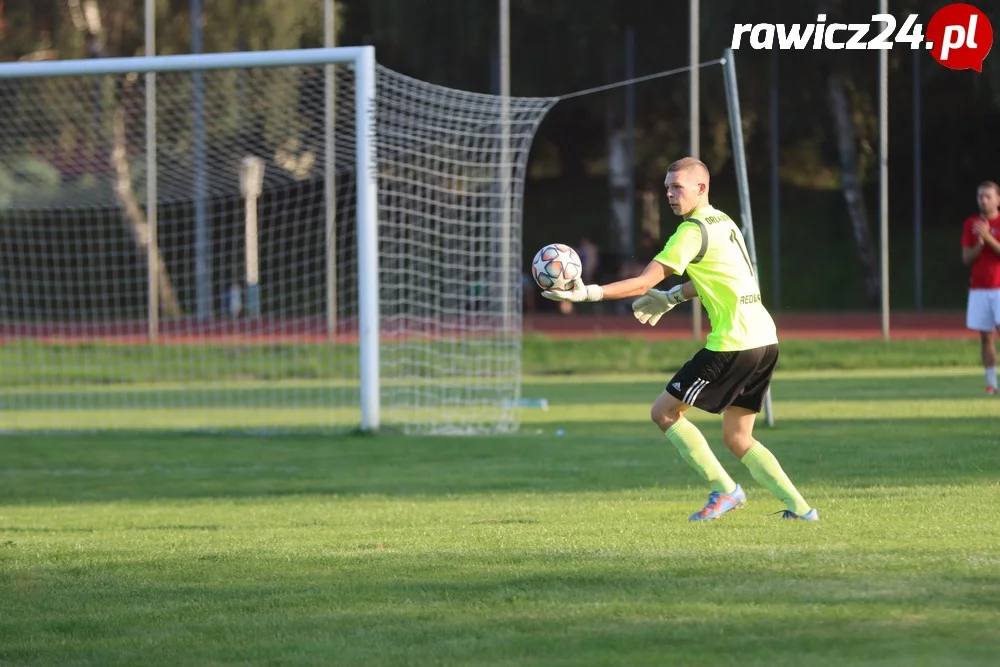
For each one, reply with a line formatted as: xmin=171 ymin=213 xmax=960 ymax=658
xmin=1 ymin=338 xmax=988 ymax=432
xmin=2 ymin=359 xmax=999 ymax=665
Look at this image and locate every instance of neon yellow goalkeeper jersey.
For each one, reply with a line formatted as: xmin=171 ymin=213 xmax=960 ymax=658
xmin=653 ymin=205 xmax=778 ymax=351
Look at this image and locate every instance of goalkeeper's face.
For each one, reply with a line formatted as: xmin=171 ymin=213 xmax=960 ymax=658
xmin=663 ymin=168 xmax=708 ymax=218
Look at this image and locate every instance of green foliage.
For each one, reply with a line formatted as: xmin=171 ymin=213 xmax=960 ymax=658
xmin=0 ymin=0 xmax=335 ymax=61
xmin=1 ymin=0 xmax=996 ymax=300
xmin=0 ymin=157 xmax=62 ymax=209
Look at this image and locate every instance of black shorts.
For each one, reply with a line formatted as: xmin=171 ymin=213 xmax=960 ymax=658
xmin=665 ymin=344 xmax=779 ymax=414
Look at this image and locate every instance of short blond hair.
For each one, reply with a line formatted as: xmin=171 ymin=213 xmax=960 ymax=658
xmin=978 ymin=180 xmax=1000 ymax=197
xmin=666 ymin=157 xmax=710 ymax=181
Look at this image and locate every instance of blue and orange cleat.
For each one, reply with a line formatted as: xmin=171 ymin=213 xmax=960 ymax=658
xmin=779 ymin=508 xmax=819 ymax=521
xmin=689 ymin=484 xmax=746 ymax=521
xmin=987 ymin=386 xmax=997 ymax=396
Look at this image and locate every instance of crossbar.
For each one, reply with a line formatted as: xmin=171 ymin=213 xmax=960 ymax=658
xmin=0 ymin=47 xmax=369 ymax=79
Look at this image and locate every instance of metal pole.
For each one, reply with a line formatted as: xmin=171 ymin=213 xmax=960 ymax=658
xmin=769 ymin=49 xmax=780 ymax=310
xmin=0 ymin=48 xmax=376 ymax=78
xmin=325 ymin=0 xmax=338 ymax=339
xmin=723 ymin=54 xmax=759 ymax=289
xmin=625 ymin=26 xmax=636 ymax=260
xmin=689 ymin=0 xmax=701 ymax=340
xmin=879 ymin=0 xmax=890 ymax=339
xmin=723 ymin=49 xmax=773 ymax=426
xmin=145 ymin=0 xmax=158 ymax=341
xmin=499 ymin=0 xmax=512 ymax=332
xmin=192 ymin=0 xmax=211 ymax=319
xmin=913 ymin=47 xmax=922 ymax=311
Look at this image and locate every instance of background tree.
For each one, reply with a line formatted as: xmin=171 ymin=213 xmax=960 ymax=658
xmin=3 ymin=0 xmax=999 ymax=310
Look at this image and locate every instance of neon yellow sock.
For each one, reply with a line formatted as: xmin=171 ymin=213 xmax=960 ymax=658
xmin=665 ymin=419 xmax=737 ymax=494
xmin=741 ymin=441 xmax=811 ymax=514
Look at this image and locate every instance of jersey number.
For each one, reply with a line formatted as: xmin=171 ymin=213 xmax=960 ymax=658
xmin=729 ymin=229 xmax=755 ymax=277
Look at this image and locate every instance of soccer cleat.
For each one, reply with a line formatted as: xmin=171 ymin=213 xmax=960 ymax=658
xmin=987 ymin=386 xmax=998 ymax=396
xmin=689 ymin=484 xmax=746 ymax=521
xmin=779 ymin=508 xmax=819 ymax=521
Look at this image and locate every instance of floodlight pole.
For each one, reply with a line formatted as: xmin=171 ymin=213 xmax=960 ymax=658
xmin=689 ymin=0 xmax=702 ymax=340
xmin=325 ymin=0 xmax=338 ymax=340
xmin=879 ymin=0 xmax=890 ymax=340
xmin=499 ymin=0 xmax=512 ymax=331
xmin=769 ymin=50 xmax=781 ymax=310
xmin=913 ymin=47 xmax=922 ymax=311
xmin=145 ymin=0 xmax=158 ymax=341
xmin=625 ymin=26 xmax=636 ymax=259
xmin=192 ymin=0 xmax=211 ymax=320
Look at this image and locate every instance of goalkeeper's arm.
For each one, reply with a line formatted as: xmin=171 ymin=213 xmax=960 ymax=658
xmin=543 ymin=260 xmax=691 ymax=304
xmin=596 ymin=260 xmax=673 ymax=300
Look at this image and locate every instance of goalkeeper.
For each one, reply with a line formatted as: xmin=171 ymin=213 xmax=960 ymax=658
xmin=543 ymin=157 xmax=817 ymax=521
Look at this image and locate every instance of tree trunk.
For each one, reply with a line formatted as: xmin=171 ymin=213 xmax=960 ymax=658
xmin=817 ymin=0 xmax=879 ymax=307
xmin=111 ymin=79 xmax=183 ymax=318
xmin=67 ymin=0 xmax=183 ymax=318
xmin=826 ymin=70 xmax=880 ymax=306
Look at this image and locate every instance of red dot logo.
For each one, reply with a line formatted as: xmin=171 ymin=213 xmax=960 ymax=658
xmin=926 ymin=3 xmax=993 ymax=72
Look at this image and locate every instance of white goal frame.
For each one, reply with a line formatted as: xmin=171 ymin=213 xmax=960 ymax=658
xmin=0 ymin=47 xmax=382 ymax=431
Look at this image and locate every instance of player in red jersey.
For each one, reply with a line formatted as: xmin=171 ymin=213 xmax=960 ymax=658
xmin=961 ymin=181 xmax=1000 ymax=395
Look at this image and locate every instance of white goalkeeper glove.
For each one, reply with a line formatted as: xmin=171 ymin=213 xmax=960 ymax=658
xmin=631 ymin=285 xmax=688 ymax=326
xmin=541 ymin=280 xmax=604 ymax=303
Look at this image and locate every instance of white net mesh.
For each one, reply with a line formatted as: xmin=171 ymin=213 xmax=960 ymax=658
xmin=0 ymin=59 xmax=556 ymax=434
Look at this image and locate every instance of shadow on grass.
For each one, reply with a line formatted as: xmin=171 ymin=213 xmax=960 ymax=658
xmin=2 ymin=551 xmax=998 ymax=667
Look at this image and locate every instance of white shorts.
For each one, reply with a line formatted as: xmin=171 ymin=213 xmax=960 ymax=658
xmin=966 ymin=289 xmax=1000 ymax=332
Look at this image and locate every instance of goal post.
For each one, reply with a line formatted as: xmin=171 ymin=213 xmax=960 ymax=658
xmin=353 ymin=46 xmax=380 ymax=434
xmin=0 ymin=47 xmax=555 ymax=434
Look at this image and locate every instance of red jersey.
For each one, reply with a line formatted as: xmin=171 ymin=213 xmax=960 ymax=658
xmin=961 ymin=213 xmax=1000 ymax=289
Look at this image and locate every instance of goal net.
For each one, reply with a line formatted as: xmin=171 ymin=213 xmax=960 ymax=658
xmin=0 ymin=49 xmax=556 ymax=434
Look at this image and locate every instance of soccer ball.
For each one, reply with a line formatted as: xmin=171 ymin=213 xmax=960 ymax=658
xmin=531 ymin=243 xmax=583 ymax=291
